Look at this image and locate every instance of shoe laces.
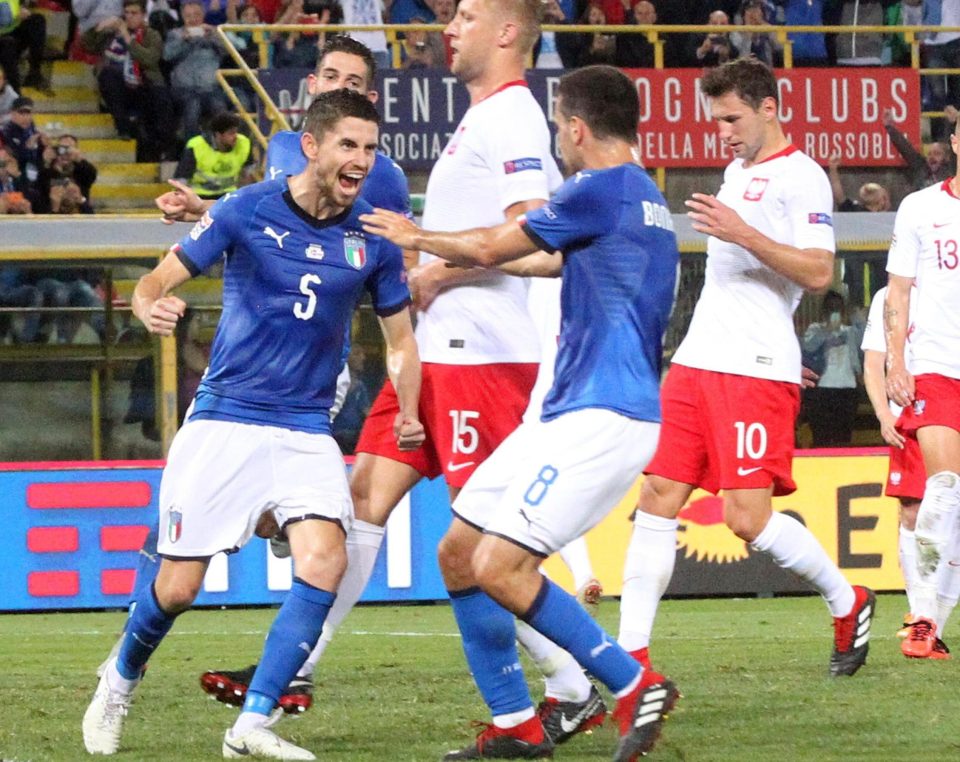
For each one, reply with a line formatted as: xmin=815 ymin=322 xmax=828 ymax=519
xmin=99 ymin=688 xmax=132 ymax=731
xmin=908 ymin=618 xmax=935 ymax=642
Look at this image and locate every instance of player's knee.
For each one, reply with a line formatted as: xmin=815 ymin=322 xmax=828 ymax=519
xmin=899 ymin=499 xmax=920 ymax=531
xmin=471 ymin=543 xmax=502 ymax=591
xmin=722 ymin=501 xmax=765 ymax=543
xmin=638 ymin=477 xmax=683 ymax=519
xmin=155 ymin=578 xmax=201 ymax=614
xmin=294 ymin=542 xmax=347 ymax=591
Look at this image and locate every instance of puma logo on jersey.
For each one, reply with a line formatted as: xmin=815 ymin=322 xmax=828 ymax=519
xmin=264 ymin=226 xmax=290 ymax=249
xmin=268 ymin=166 xmax=284 ymax=180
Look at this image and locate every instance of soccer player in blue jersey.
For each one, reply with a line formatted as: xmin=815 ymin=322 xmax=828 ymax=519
xmin=139 ymin=35 xmax=415 ymax=714
xmin=83 ymin=89 xmax=424 ymax=761
xmin=362 ymin=65 xmax=680 ymax=762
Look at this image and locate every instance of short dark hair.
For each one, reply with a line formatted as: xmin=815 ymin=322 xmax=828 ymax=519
xmin=318 ymin=35 xmax=377 ymax=88
xmin=701 ymin=57 xmax=779 ymax=110
xmin=303 ymin=88 xmax=381 ymax=140
xmin=122 ymin=0 xmax=146 ymax=10
xmin=208 ymin=111 xmax=242 ymax=134
xmin=557 ymin=65 xmax=639 ymax=143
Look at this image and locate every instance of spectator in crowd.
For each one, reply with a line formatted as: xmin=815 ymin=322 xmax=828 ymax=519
xmin=0 ymin=143 xmax=31 ymax=213
xmin=0 ymin=0 xmax=49 ymax=91
xmin=146 ymin=0 xmax=183 ymax=40
xmin=83 ymin=0 xmax=176 ymax=161
xmin=731 ymin=0 xmax=781 ymax=67
xmin=37 ymin=133 xmax=97 ymax=213
xmin=224 ymin=1 xmax=264 ymax=68
xmin=338 ymin=0 xmax=390 ymax=70
xmin=615 ymin=0 xmax=657 ymax=68
xmin=782 ymin=0 xmax=827 ymax=66
xmin=163 ymin=0 xmax=230 ymax=139
xmin=399 ymin=16 xmax=444 ymax=69
xmin=565 ymin=3 xmax=617 ymax=68
xmin=691 ymin=9 xmax=738 ymax=67
xmin=272 ymin=0 xmax=341 ymax=69
xmin=921 ymin=0 xmax=960 ymax=139
xmin=173 ymin=111 xmax=255 ymax=200
xmin=73 ymin=0 xmax=123 ymax=37
xmin=535 ymin=0 xmax=569 ymax=68
xmin=801 ymin=290 xmax=862 ymax=447
xmin=431 ymin=0 xmax=454 ymax=66
xmin=827 ymin=152 xmax=891 ymax=212
xmin=0 ymin=267 xmax=41 ymax=343
xmin=388 ymin=0 xmax=432 ymax=24
xmin=883 ymin=105 xmax=956 ymax=192
xmin=0 ymin=63 xmax=18 ymax=123
xmin=882 ymin=0 xmax=922 ymax=67
xmin=1 ymin=95 xmax=44 ymax=205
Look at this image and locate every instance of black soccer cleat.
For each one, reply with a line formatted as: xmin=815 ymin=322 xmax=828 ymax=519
xmin=200 ymin=664 xmax=314 ymax=713
xmin=612 ymin=675 xmax=679 ymax=762
xmin=537 ymin=685 xmax=607 ymax=745
xmin=442 ymin=718 xmax=554 ymax=760
xmin=830 ymin=585 xmax=875 ymax=676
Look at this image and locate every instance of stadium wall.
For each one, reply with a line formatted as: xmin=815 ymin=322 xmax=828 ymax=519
xmin=0 ymin=450 xmax=904 ymax=612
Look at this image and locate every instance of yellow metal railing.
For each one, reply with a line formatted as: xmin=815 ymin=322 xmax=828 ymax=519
xmin=213 ymin=22 xmax=960 ymax=163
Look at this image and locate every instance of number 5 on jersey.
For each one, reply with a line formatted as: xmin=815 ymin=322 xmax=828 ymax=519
xmin=293 ymin=273 xmax=322 ymax=320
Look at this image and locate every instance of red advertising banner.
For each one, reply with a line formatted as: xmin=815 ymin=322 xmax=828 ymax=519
xmin=625 ymin=68 xmax=921 ymax=168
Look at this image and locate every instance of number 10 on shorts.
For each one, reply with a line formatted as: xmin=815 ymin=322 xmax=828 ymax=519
xmin=734 ymin=421 xmax=767 ymax=460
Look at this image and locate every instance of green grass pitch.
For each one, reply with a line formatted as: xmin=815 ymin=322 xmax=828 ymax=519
xmin=2 ymin=594 xmax=958 ymax=761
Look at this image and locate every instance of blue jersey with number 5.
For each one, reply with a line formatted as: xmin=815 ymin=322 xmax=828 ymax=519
xmin=174 ymin=180 xmax=410 ymax=434
xmin=520 ymin=164 xmax=678 ymax=423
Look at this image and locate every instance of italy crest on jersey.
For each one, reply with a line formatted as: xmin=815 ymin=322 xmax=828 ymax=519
xmin=344 ymin=234 xmax=366 ymax=269
xmin=167 ymin=508 xmax=182 ymax=543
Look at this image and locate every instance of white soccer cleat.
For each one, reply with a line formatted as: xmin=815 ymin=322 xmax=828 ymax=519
xmin=222 ymin=727 xmax=316 ymax=760
xmin=82 ymin=667 xmax=134 ymax=755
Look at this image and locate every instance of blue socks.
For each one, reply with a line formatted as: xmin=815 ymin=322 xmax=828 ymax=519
xmin=131 ymin=521 xmax=161 ymax=607
xmin=116 ymin=582 xmax=177 ymax=680
xmin=449 ymin=587 xmax=533 ymax=716
xmin=243 ymin=577 xmax=336 ymax=715
xmin=523 ymin=577 xmax=640 ymax=694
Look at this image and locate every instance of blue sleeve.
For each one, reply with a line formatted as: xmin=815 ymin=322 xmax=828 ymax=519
xmin=265 ymin=131 xmax=306 ymax=180
xmin=364 ymin=154 xmax=413 ymax=219
xmin=520 ymin=172 xmax=617 ymax=253
xmin=174 ymin=194 xmax=243 ymax=275
xmin=366 ymin=238 xmax=411 ymax=316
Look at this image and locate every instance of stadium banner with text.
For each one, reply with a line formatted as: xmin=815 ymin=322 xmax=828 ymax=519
xmin=0 ymin=451 xmax=903 ymax=611
xmin=258 ymin=67 xmax=920 ymax=171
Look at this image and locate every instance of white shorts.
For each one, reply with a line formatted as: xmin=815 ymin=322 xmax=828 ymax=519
xmin=453 ymin=408 xmax=659 ymax=556
xmin=156 ymin=419 xmax=353 ymax=558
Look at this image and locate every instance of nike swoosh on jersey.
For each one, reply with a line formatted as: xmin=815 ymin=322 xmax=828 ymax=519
xmin=736 ymin=466 xmax=763 ymax=476
xmin=446 ymin=461 xmax=475 ymax=472
xmin=933 ymin=221 xmax=952 ymax=228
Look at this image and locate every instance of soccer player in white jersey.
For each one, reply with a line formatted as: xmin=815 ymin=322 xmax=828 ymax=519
xmin=619 ymin=58 xmax=876 ymax=681
xmin=81 ymin=90 xmax=424 ymax=760
xmin=862 ymin=286 xmax=960 ymax=657
xmin=364 ymin=64 xmax=681 ymax=762
xmin=885 ymin=115 xmax=960 ymax=659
